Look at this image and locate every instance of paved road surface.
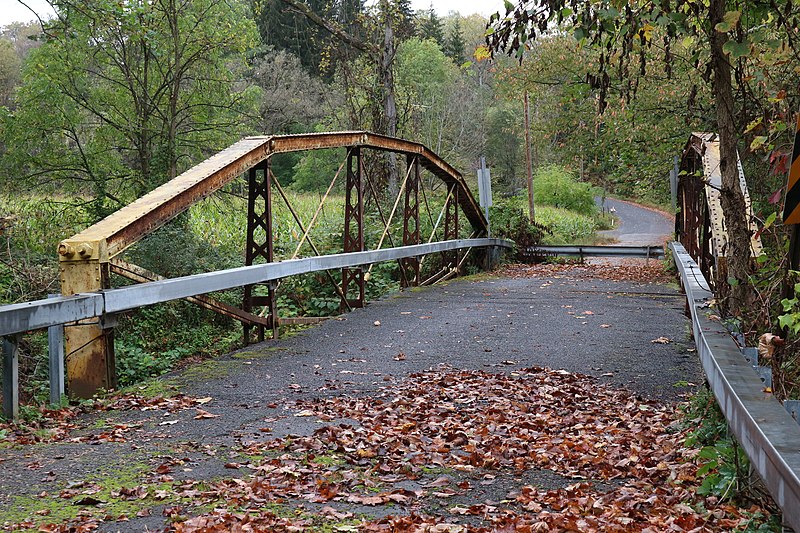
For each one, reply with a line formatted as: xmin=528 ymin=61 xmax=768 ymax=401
xmin=0 ymin=196 xmax=697 ymax=530
xmin=0 ymin=263 xmax=702 ymax=531
xmin=597 ymin=197 xmax=674 ymax=246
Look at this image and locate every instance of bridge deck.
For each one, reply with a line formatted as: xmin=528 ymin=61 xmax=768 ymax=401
xmin=0 ymin=264 xmax=706 ymax=530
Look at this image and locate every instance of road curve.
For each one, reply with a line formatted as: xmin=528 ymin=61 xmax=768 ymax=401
xmin=597 ymin=197 xmax=674 ymax=246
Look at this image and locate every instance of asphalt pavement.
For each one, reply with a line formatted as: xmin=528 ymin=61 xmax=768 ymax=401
xmin=0 ymin=265 xmax=702 ymax=530
xmin=596 ymin=197 xmax=674 ymax=245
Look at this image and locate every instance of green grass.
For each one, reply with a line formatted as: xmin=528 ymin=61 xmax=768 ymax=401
xmin=0 ymin=194 xmax=89 ymax=259
xmin=188 ymin=190 xmax=347 ymax=261
xmin=0 ymin=458 xmax=199 ymax=528
xmin=534 ymin=205 xmax=604 ymax=244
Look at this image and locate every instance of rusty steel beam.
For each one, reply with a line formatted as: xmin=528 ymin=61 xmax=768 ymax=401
xmin=443 ymin=183 xmax=460 ymax=272
xmin=678 ymin=132 xmax=762 ymax=276
xmin=60 ymin=132 xmax=485 ymax=264
xmin=401 ymin=155 xmax=421 ymax=287
xmin=268 ymin=132 xmax=485 ymax=233
xmin=61 ymin=137 xmax=273 ymax=261
xmin=110 ymin=259 xmax=270 ymax=327
xmin=342 ymin=148 xmax=365 ymax=310
xmin=243 ymin=162 xmax=276 ymax=342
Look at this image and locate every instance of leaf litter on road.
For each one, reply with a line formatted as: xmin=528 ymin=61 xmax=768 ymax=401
xmin=0 ymin=394 xmax=215 ymax=446
xmin=153 ymin=367 xmax=772 ymax=532
xmin=498 ymin=261 xmax=674 ymax=284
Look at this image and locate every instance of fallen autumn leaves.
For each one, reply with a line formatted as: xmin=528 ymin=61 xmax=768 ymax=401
xmin=163 ymin=368 xmax=770 ymax=532
xmin=0 ymin=394 xmax=215 ymax=446
xmin=498 ymin=261 xmax=674 ymax=285
xmin=1 ymin=368 xmax=774 ymax=530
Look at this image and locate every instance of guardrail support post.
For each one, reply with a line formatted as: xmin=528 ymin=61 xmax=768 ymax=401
xmin=2 ymin=335 xmax=19 ymax=420
xmin=268 ymin=280 xmax=279 ymax=339
xmin=59 ymin=241 xmax=115 ymax=398
xmin=401 ymin=155 xmax=421 ymax=287
xmin=342 ymin=147 xmax=365 ymax=310
xmin=48 ymin=295 xmax=65 ymax=406
xmin=244 ymin=160 xmax=274 ymax=344
xmin=443 ymin=183 xmax=460 ymax=274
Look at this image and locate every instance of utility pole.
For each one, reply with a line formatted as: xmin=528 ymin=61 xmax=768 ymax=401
xmin=524 ymin=90 xmax=534 ymax=222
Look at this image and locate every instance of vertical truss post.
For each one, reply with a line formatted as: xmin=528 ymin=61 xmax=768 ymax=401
xmin=342 ymin=148 xmax=365 ymax=310
xmin=48 ymin=294 xmax=65 ymax=406
xmin=401 ymin=155 xmax=421 ymax=287
xmin=243 ymin=160 xmax=275 ymax=343
xmin=60 ymin=245 xmax=115 ymax=398
xmin=2 ymin=335 xmax=19 ymax=420
xmin=443 ymin=183 xmax=460 ymax=273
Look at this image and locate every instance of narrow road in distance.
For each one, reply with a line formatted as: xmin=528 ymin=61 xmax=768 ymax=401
xmin=597 ymin=197 xmax=674 ymax=246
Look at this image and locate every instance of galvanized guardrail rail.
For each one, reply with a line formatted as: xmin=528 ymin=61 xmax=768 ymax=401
xmin=1 ymin=238 xmax=512 ymax=419
xmin=525 ymin=244 xmax=665 ymax=260
xmin=671 ymin=241 xmax=800 ymax=531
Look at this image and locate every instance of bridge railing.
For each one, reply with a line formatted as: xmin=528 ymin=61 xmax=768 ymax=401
xmin=671 ymin=241 xmax=800 ymax=531
xmin=1 ymin=238 xmax=512 ymax=419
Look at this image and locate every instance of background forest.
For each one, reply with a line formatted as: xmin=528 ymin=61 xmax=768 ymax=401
xmin=0 ymin=0 xmax=796 ymax=401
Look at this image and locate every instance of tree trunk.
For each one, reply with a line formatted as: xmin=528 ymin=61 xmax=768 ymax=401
xmin=524 ymin=90 xmax=534 ymax=222
xmin=167 ymin=0 xmax=180 ymax=182
xmin=709 ymin=0 xmax=752 ymax=316
xmin=382 ymin=1 xmax=399 ymax=198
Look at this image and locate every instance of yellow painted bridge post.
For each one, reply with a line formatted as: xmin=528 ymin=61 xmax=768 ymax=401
xmin=58 ymin=238 xmax=116 ymax=398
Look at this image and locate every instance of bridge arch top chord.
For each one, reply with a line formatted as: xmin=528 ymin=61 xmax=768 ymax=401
xmin=59 ymin=131 xmax=487 ymax=261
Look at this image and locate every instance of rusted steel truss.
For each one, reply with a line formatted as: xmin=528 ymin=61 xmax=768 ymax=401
xmin=243 ymin=162 xmax=276 ymax=343
xmin=59 ymin=131 xmax=487 ymax=397
xmin=401 ymin=156 xmax=421 ymax=287
xmin=342 ymin=148 xmax=365 ymax=310
xmin=676 ymin=133 xmax=762 ymax=287
xmin=443 ymin=183 xmax=460 ymax=272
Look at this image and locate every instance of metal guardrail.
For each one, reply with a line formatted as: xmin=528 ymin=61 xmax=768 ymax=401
xmin=1 ymin=238 xmax=510 ymax=337
xmin=525 ymin=244 xmax=665 ymax=259
xmin=671 ymin=242 xmax=800 ymax=531
xmin=1 ymin=238 xmax=512 ymax=418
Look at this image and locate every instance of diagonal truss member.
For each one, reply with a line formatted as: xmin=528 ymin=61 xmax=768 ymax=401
xmin=57 ymin=131 xmax=487 ymax=397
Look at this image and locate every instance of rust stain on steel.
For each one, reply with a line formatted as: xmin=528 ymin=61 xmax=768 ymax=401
xmin=681 ymin=133 xmax=762 ymax=259
xmin=60 ymin=258 xmax=114 ymax=397
xmin=60 ymin=132 xmax=486 ymax=262
xmin=63 ymin=137 xmax=273 ymax=259
xmin=110 ymin=259 xmax=270 ymax=327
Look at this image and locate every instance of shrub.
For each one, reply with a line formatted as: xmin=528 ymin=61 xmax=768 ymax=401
xmin=535 ymin=205 xmax=600 ymax=244
xmin=533 ymin=165 xmax=597 ymax=216
xmin=489 ymin=196 xmax=551 ymax=260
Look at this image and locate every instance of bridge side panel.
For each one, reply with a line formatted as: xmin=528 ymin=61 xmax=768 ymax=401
xmin=342 ymin=148 xmax=365 ymax=309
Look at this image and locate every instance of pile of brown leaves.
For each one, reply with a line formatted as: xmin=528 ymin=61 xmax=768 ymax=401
xmin=0 ymin=405 xmax=83 ymax=445
xmin=0 ymin=394 xmax=209 ymax=446
xmin=499 ymin=261 xmax=674 ymax=284
xmin=170 ymin=368 xmax=769 ymax=532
